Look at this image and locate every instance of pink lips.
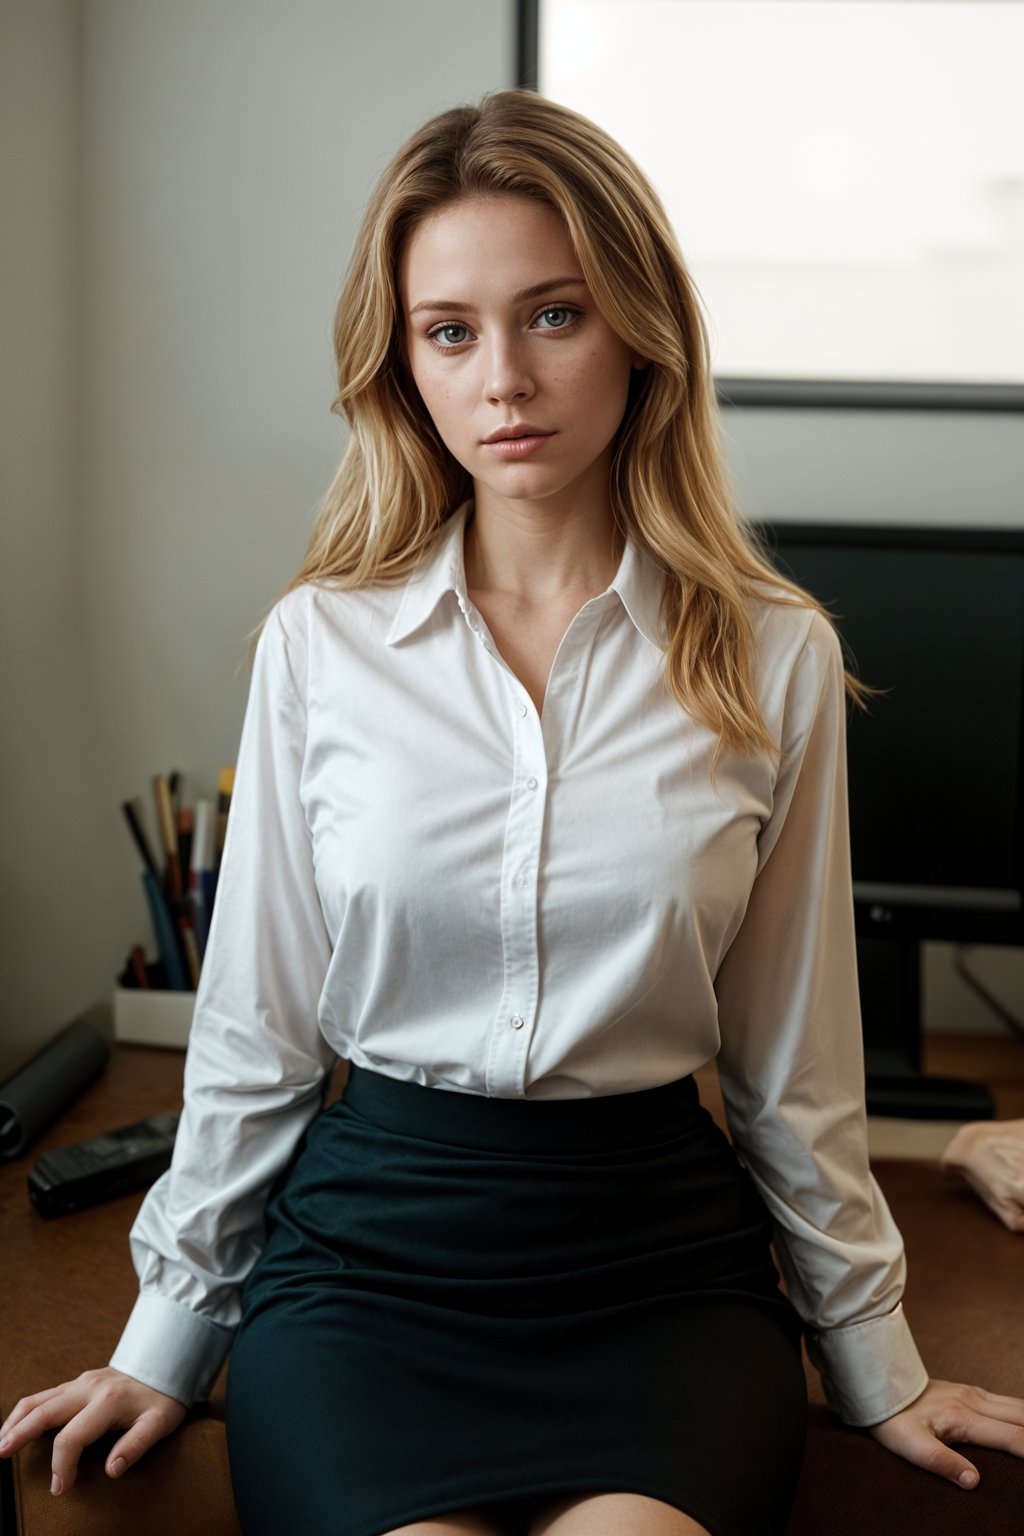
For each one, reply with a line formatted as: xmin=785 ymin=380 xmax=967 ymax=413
xmin=481 ymin=421 xmax=556 ymax=459
xmin=482 ymin=433 xmax=555 ymax=459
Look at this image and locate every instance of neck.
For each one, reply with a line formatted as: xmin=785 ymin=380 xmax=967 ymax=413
xmin=464 ymin=493 xmax=624 ymax=603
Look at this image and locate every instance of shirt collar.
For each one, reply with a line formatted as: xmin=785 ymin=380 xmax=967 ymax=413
xmin=386 ymin=497 xmax=668 ymax=650
xmin=386 ymin=500 xmax=475 ymax=645
xmin=608 ymin=529 xmax=669 ymax=651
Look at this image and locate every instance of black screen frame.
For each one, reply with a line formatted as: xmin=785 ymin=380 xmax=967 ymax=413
xmin=757 ymin=521 xmax=1023 ymax=1107
xmin=758 ymin=519 xmax=1024 ymax=948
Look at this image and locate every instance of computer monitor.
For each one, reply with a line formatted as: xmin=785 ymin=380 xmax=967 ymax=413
xmin=758 ymin=523 xmax=1024 ymax=1118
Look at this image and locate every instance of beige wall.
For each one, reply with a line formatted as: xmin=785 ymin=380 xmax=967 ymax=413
xmin=0 ymin=0 xmax=112 ymax=1068
xmin=1 ymin=0 xmax=1020 ymax=1074
xmin=0 ymin=0 xmax=516 ymax=1072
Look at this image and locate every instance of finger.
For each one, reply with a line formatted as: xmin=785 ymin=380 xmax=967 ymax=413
xmin=993 ymin=1200 xmax=1024 ymax=1233
xmin=963 ymin=1389 xmax=1024 ymax=1420
xmin=889 ymin=1424 xmax=980 ymax=1489
xmin=984 ymin=1192 xmax=1024 ymax=1231
xmin=932 ymin=1381 xmax=1024 ymax=1426
xmin=103 ymin=1408 xmax=174 ymax=1480
xmin=957 ymin=1410 xmax=1024 ymax=1458
xmin=0 ymin=1387 xmax=71 ymax=1445
xmin=51 ymin=1396 xmax=130 ymax=1495
xmin=0 ymin=1394 xmax=92 ymax=1497
xmin=0 ymin=1391 xmax=81 ymax=1459
xmin=56 ymin=1394 xmax=185 ymax=1493
xmin=962 ymin=1172 xmax=1024 ymax=1229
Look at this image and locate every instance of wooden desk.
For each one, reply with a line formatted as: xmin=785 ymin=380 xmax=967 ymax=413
xmin=2 ymin=1033 xmax=1022 ymax=1535
xmin=0 ymin=1037 xmax=241 ymax=1536
xmin=696 ymin=1034 xmax=1024 ymax=1536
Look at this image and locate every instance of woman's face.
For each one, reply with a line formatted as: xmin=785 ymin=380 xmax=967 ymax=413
xmin=399 ymin=195 xmax=645 ymax=513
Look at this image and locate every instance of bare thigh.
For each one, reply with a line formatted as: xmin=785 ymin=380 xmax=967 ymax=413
xmin=529 ymin=1493 xmax=712 ymax=1536
xmin=381 ymin=1508 xmax=525 ymax=1536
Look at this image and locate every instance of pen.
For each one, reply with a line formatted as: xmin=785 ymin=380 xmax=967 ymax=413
xmin=189 ymin=800 xmax=216 ymax=957
xmin=141 ymin=869 xmax=189 ymax=990
xmin=177 ymin=806 xmax=193 ymax=890
xmin=179 ymin=918 xmax=202 ymax=989
xmin=121 ymin=799 xmax=161 ymax=880
xmin=130 ymin=944 xmax=151 ymax=989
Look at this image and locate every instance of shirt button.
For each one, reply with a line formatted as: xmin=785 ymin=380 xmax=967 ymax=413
xmin=517 ymin=703 xmax=528 ymax=717
xmin=527 ymin=777 xmax=538 ymax=790
xmin=509 ymin=1015 xmax=525 ymax=1030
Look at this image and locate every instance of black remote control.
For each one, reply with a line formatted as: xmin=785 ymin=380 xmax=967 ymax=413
xmin=27 ymin=1111 xmax=181 ymax=1216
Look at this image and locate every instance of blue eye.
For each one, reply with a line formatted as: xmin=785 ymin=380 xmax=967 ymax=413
xmin=424 ymin=303 xmax=583 ymax=353
xmin=536 ymin=307 xmax=576 ymax=329
xmin=428 ymin=323 xmax=471 ymax=348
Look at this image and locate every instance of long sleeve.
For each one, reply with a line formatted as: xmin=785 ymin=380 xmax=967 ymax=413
xmin=713 ymin=609 xmax=929 ymax=1427
xmin=109 ymin=598 xmax=338 ymax=1408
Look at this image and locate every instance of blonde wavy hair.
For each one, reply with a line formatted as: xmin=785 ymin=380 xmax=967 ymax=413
xmin=272 ymin=88 xmax=868 ymax=762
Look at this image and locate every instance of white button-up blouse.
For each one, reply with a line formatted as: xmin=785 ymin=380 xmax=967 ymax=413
xmin=109 ymin=499 xmax=929 ymax=1427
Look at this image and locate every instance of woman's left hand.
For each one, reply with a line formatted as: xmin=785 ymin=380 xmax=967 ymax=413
xmin=868 ymin=1379 xmax=1024 ymax=1488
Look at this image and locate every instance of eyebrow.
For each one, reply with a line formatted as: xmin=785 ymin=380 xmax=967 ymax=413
xmin=407 ymin=277 xmax=587 ymax=317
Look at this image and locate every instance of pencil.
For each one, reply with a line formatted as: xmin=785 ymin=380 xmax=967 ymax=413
xmin=215 ymin=766 xmax=235 ymax=862
xmin=153 ymin=774 xmax=183 ymax=900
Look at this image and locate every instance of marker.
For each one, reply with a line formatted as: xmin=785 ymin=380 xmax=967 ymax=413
xmin=189 ymin=800 xmax=216 ymax=957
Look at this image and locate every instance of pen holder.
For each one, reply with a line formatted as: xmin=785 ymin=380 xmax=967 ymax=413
xmin=113 ymin=987 xmax=197 ymax=1049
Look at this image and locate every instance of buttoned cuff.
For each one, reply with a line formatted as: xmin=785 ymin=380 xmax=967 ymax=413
xmin=804 ymin=1301 xmax=930 ymax=1427
xmin=108 ymin=1290 xmax=235 ymax=1410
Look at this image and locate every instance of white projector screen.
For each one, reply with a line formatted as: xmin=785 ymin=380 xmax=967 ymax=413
xmin=537 ymin=0 xmax=1024 ymax=396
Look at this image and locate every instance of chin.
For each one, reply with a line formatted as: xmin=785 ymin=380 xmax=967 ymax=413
xmin=474 ymin=466 xmax=554 ymax=496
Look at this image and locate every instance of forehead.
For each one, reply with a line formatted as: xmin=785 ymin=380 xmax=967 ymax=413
xmin=399 ymin=196 xmax=580 ymax=302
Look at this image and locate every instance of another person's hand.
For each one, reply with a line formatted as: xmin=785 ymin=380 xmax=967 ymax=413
xmin=0 ymin=1367 xmax=186 ymax=1496
xmin=869 ymin=1379 xmax=1024 ymax=1489
xmin=940 ymin=1118 xmax=1024 ymax=1233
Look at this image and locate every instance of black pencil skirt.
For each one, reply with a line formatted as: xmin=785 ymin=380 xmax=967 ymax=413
xmin=224 ymin=1065 xmax=808 ymax=1536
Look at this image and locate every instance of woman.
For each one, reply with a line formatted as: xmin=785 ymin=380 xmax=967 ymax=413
xmin=2 ymin=89 xmax=1022 ymax=1536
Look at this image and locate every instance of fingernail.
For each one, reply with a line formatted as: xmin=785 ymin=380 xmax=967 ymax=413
xmin=110 ymin=1457 xmax=126 ymax=1478
xmin=959 ymin=1470 xmax=978 ymax=1489
xmin=0 ymin=1437 xmax=9 ymax=1454
xmin=51 ymin=1474 xmax=62 ymax=1496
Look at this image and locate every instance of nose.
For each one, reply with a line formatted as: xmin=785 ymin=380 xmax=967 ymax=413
xmin=483 ymin=333 xmax=534 ymax=404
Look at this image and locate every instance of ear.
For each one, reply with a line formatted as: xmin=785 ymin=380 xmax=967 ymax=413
xmin=631 ymin=353 xmax=649 ymax=371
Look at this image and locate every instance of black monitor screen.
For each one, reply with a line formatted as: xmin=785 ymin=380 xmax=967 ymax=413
xmin=762 ymin=526 xmax=1024 ymax=922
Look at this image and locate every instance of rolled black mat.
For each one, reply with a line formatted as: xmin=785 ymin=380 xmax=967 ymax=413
xmin=0 ymin=1017 xmax=111 ymax=1159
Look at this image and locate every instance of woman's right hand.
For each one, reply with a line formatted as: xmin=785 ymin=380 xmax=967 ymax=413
xmin=0 ymin=1367 xmax=187 ymax=1496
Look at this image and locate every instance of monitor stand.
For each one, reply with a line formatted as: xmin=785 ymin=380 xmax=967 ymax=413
xmin=864 ymin=1070 xmax=996 ymax=1121
xmin=856 ymin=926 xmax=996 ymax=1121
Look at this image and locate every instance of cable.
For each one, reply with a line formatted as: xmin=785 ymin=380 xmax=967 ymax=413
xmin=952 ymin=946 xmax=1024 ymax=1042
